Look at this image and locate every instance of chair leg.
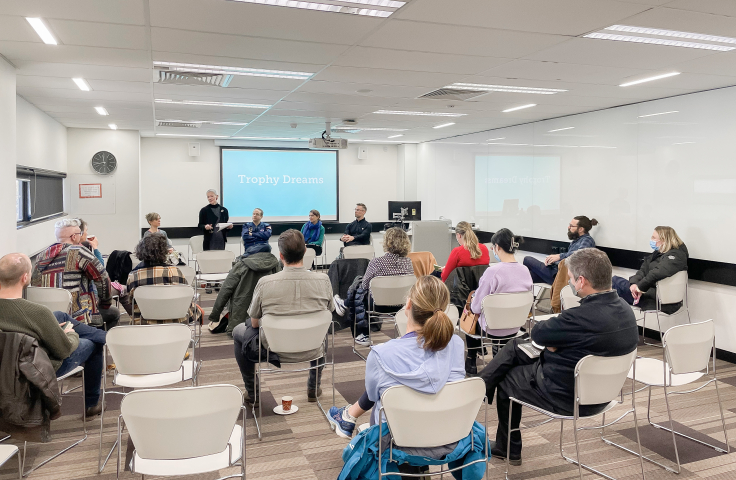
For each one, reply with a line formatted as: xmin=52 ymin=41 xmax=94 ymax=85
xmin=714 ymin=378 xmax=731 ymax=454
xmin=572 ymin=416 xmax=584 ymax=480
xmin=16 ymin=447 xmax=22 ymax=480
xmin=662 ymin=383 xmax=682 ymax=473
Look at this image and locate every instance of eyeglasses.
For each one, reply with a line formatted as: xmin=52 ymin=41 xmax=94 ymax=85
xmin=68 ymin=231 xmax=81 ymax=239
xmin=568 ymin=224 xmax=579 ymax=229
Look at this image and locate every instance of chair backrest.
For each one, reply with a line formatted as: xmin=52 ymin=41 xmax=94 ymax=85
xmin=395 ymin=304 xmax=458 ymax=337
xmin=106 ymin=324 xmax=190 ymax=375
xmin=657 ymin=270 xmax=688 ymax=305
xmin=25 ymin=286 xmax=72 ymax=314
xmin=303 ymin=248 xmax=316 ymax=269
xmin=260 ymin=311 xmax=332 ymax=355
xmin=177 ymin=265 xmax=196 ymax=285
xmin=445 ymin=303 xmax=459 ymax=323
xmin=560 ymin=285 xmax=581 ymax=310
xmin=575 ymin=350 xmax=637 ymax=405
xmin=663 ymin=320 xmax=714 ymax=375
xmin=133 ymin=284 xmax=194 ymax=320
xmin=189 ymin=235 xmax=204 ymax=256
xmin=382 ymin=378 xmax=485 ymax=448
xmin=370 ymin=275 xmax=416 ymax=307
xmin=343 ymin=245 xmax=374 ymax=260
xmin=407 ymin=251 xmax=437 ymax=277
xmin=122 ymin=384 xmax=242 ymax=460
xmin=196 ymin=250 xmax=235 ymax=274
xmin=480 ymin=291 xmax=534 ymax=330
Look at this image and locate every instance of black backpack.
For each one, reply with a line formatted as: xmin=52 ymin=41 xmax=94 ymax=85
xmin=106 ymin=250 xmax=133 ymax=283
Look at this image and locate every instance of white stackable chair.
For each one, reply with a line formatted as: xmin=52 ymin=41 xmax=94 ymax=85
xmin=507 ymin=350 xmax=645 ymax=480
xmin=378 ymin=378 xmax=488 ymax=479
xmin=303 ymin=248 xmax=317 ymax=270
xmin=606 ymin=320 xmax=729 ymax=474
xmin=354 ymin=275 xmax=416 ymax=361
xmin=560 ymin=285 xmax=581 ymax=310
xmin=343 ymin=245 xmax=374 ymax=260
xmin=633 ymin=270 xmax=690 ymax=347
xmin=254 ymin=311 xmax=335 ymax=440
xmin=0 ymin=445 xmax=21 ymax=479
xmin=464 ymin=291 xmax=533 ymax=366
xmin=21 ymin=365 xmax=88 ymax=476
xmin=195 ymin=249 xmax=235 ymax=300
xmin=24 ymin=286 xmax=72 ymax=314
xmin=395 ymin=304 xmax=458 ymax=338
xmin=98 ymin=324 xmax=196 ymax=473
xmin=188 ymin=235 xmax=205 ymax=266
xmin=178 ymin=265 xmax=196 ymax=286
xmin=117 ymin=385 xmax=245 ymax=479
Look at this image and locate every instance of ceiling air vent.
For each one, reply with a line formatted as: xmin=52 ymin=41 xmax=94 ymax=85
xmin=157 ymin=121 xmax=201 ymax=128
xmin=418 ymin=88 xmax=489 ymax=101
xmin=156 ymin=69 xmax=233 ymax=87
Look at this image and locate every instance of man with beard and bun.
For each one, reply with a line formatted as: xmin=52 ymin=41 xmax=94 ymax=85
xmin=522 ymin=216 xmax=598 ymax=285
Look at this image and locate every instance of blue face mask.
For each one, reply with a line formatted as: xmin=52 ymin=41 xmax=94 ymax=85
xmin=493 ymin=251 xmax=501 ymax=262
xmin=650 ymin=240 xmax=659 ymax=251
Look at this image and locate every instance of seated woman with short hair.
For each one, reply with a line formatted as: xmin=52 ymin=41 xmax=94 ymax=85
xmin=612 ymin=226 xmax=688 ymax=314
xmin=127 ymin=234 xmax=201 ymax=324
xmin=144 ymin=212 xmax=174 ymax=250
xmin=301 ymin=209 xmax=325 ymax=256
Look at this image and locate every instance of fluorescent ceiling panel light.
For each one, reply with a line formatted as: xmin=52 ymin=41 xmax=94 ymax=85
xmin=488 ymin=142 xmax=530 ymax=146
xmin=72 ymin=78 xmax=91 ymax=91
xmin=158 ymin=119 xmax=249 ymax=126
xmin=155 ymin=99 xmax=270 ymax=109
xmin=231 ymin=136 xmax=309 ymax=141
xmin=620 ymin=72 xmax=680 ymax=87
xmin=548 ymin=127 xmax=574 ymax=132
xmin=433 ymin=123 xmax=455 ymax=129
xmin=585 ymin=32 xmax=735 ymax=51
xmin=502 ymin=104 xmax=536 ymax=113
xmin=387 ymin=134 xmax=403 ymax=139
xmin=26 ymin=18 xmax=57 ymax=45
xmin=364 ymin=140 xmax=406 ymax=143
xmin=228 ymin=0 xmax=405 ymax=18
xmin=333 ymin=126 xmax=408 ymax=131
xmin=448 ymin=83 xmax=567 ymax=95
xmin=673 ymin=141 xmax=695 ymax=145
xmin=373 ymin=110 xmax=466 ymax=117
xmin=156 ymin=134 xmax=230 ymax=138
xmin=638 ymin=111 xmax=678 ymax=118
xmin=95 ymin=106 xmax=109 ymax=116
xmin=153 ymin=61 xmax=312 ymax=80
xmin=487 ymin=137 xmax=506 ymax=141
xmin=605 ymin=25 xmax=736 ymax=45
xmin=108 ymin=124 xmax=117 ymax=130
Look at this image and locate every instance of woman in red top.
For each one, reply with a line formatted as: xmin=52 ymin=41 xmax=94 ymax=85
xmin=441 ymin=221 xmax=489 ymax=281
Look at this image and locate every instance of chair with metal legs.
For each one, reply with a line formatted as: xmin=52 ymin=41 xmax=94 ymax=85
xmin=24 ymin=286 xmax=72 ymax=315
xmin=303 ymin=248 xmax=317 ymax=270
xmin=253 ymin=311 xmax=335 ymax=440
xmin=187 ymin=235 xmax=204 ymax=267
xmin=0 ymin=444 xmax=21 ymax=479
xmin=353 ymin=275 xmax=416 ymax=361
xmin=506 ymin=350 xmax=645 ymax=480
xmin=604 ymin=320 xmax=729 ymax=474
xmin=633 ymin=270 xmax=690 ymax=347
xmin=194 ymin=249 xmax=235 ymax=304
xmin=397 ymin=304 xmax=458 ymax=337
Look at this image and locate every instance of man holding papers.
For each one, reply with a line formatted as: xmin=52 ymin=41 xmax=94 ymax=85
xmin=242 ymin=208 xmax=273 ymax=257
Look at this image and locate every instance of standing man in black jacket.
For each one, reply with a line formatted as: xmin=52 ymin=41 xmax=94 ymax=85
xmin=479 ymin=248 xmax=639 ymax=465
xmin=341 ymin=203 xmax=372 ymax=247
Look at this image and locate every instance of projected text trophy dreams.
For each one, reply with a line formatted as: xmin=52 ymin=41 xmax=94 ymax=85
xmin=221 ymin=149 xmax=338 ymax=223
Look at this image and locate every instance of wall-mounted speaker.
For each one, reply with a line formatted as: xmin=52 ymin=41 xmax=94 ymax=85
xmin=188 ymin=142 xmax=201 ymax=157
xmin=357 ymin=145 xmax=368 ymax=160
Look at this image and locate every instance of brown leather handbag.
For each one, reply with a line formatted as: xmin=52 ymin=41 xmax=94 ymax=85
xmin=458 ymin=290 xmax=479 ymax=335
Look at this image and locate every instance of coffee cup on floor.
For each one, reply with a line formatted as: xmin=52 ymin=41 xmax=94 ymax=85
xmin=282 ymin=396 xmax=293 ymax=412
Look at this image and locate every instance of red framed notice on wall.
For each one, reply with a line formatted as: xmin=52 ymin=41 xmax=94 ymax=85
xmin=79 ymin=183 xmax=102 ymax=198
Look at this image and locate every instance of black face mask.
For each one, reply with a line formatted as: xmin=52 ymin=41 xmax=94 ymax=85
xmin=567 ymin=230 xmax=581 ymax=241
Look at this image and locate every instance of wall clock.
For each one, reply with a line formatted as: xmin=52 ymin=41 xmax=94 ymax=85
xmin=91 ymin=151 xmax=117 ymax=175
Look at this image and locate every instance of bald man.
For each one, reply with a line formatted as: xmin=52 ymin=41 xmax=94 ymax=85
xmin=0 ymin=253 xmax=107 ymax=416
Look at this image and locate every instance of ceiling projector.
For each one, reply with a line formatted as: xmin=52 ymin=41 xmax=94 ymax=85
xmin=309 ymin=121 xmax=348 ymax=149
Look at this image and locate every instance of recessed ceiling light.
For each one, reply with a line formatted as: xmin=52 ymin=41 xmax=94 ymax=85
xmin=448 ymin=83 xmax=567 ymax=95
xmin=72 ymin=78 xmax=91 ymax=91
xmin=333 ymin=126 xmax=408 ymax=131
xmin=488 ymin=142 xmax=530 ymax=146
xmin=231 ymin=136 xmax=310 ymax=141
xmin=153 ymin=61 xmax=313 ymax=80
xmin=155 ymin=99 xmax=270 ymax=109
xmin=26 ymin=18 xmax=57 ymax=45
xmin=373 ymin=110 xmax=466 ymax=117
xmin=502 ymin=104 xmax=536 ymax=113
xmin=158 ymin=119 xmax=250 ymax=126
xmin=673 ymin=141 xmax=695 ymax=145
xmin=387 ymin=134 xmax=403 ymax=139
xmin=619 ymin=72 xmax=680 ymax=87
xmin=109 ymin=124 xmax=117 ymax=130
xmin=227 ymin=0 xmax=405 ymax=17
xmin=95 ymin=107 xmax=109 ymax=116
xmin=548 ymin=126 xmax=574 ymax=132
xmin=585 ymin=32 xmax=735 ymax=51
xmin=638 ymin=111 xmax=678 ymax=118
xmin=487 ymin=137 xmax=506 ymax=141
xmin=433 ymin=123 xmax=455 ymax=129
xmin=156 ymin=134 xmax=230 ymax=138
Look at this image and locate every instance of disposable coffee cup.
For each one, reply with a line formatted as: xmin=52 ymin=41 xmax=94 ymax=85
xmin=282 ymin=396 xmax=293 ymax=412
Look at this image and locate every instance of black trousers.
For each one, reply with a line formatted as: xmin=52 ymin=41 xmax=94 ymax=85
xmin=306 ymin=244 xmax=323 ymax=256
xmin=478 ymin=338 xmax=567 ymax=455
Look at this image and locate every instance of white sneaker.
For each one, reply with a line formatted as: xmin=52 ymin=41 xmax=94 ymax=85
xmin=355 ymin=334 xmax=370 ymax=347
xmin=334 ymin=295 xmax=347 ymax=317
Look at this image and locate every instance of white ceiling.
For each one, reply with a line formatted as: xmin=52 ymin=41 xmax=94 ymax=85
xmin=3 ymin=0 xmax=736 ymax=142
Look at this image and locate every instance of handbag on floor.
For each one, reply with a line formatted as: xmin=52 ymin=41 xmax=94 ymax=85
xmin=458 ymin=290 xmax=479 ymax=335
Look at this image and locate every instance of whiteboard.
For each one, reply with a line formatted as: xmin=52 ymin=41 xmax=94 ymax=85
xmin=69 ymin=174 xmax=116 ymax=215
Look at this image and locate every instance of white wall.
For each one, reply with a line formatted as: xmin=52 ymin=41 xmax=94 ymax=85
xmin=67 ymin=129 xmax=140 ymax=254
xmin=0 ymin=58 xmax=16 ymax=255
xmin=139 ymin=139 xmax=400 ymax=227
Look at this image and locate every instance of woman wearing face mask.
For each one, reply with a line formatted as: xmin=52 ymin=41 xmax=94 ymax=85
xmin=464 ymin=228 xmax=532 ymax=375
xmin=612 ymin=226 xmax=688 ymax=314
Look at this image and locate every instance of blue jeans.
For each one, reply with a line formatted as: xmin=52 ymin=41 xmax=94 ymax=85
xmin=612 ymin=276 xmax=636 ymax=305
xmin=53 ymin=311 xmax=105 ymax=408
xmin=523 ymin=256 xmax=558 ymax=285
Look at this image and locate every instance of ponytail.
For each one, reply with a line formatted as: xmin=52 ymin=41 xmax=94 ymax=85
xmin=408 ymin=276 xmax=455 ymax=352
xmin=490 ymin=228 xmax=522 ymax=254
xmin=574 ymin=216 xmax=598 ymax=234
xmin=456 ymin=221 xmax=481 ymax=259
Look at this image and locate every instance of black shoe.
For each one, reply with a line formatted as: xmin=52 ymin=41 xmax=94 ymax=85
xmin=85 ymin=403 xmax=103 ymax=418
xmin=307 ymin=388 xmax=322 ymax=402
xmin=465 ymin=357 xmax=477 ymax=377
xmin=245 ymin=392 xmax=260 ymax=409
xmin=205 ymin=288 xmax=213 ymax=294
xmin=489 ymin=441 xmax=522 ymax=466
